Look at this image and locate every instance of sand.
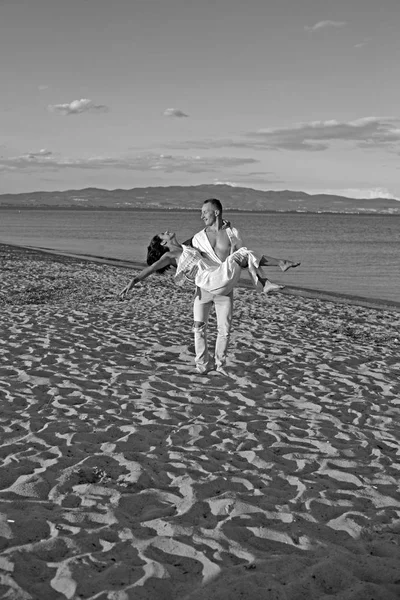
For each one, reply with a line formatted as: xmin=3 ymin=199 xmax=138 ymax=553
xmin=1 ymin=242 xmax=400 ymax=600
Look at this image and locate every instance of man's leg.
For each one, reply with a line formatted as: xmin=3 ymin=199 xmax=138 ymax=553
xmin=193 ymin=287 xmax=213 ymax=373
xmin=214 ymin=292 xmax=233 ymax=371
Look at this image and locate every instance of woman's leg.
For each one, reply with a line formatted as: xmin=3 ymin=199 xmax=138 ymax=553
xmin=256 ymin=274 xmax=284 ymax=293
xmin=259 ymin=255 xmax=300 ymax=271
xmin=230 ymin=248 xmax=283 ymax=293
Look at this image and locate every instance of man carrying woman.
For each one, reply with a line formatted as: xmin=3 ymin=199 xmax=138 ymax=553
xmin=120 ymin=198 xmax=300 ymax=376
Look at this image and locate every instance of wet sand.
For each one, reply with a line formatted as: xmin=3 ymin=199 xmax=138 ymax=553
xmin=1 ymin=242 xmax=400 ymax=600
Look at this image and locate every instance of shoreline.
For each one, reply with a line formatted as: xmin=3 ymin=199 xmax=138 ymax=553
xmin=3 ymin=240 xmax=400 ymax=313
xmin=1 ymin=206 xmax=399 ymax=216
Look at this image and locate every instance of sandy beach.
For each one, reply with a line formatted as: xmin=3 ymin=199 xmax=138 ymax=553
xmin=1 ymin=242 xmax=400 ymax=600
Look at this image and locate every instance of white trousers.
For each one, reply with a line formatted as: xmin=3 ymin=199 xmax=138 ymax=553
xmin=193 ymin=288 xmax=233 ymax=372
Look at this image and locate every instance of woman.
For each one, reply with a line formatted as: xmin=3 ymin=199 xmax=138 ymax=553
xmin=119 ymin=230 xmax=300 ymax=298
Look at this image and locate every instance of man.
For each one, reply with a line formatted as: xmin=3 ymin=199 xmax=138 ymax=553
xmin=191 ymin=198 xmax=243 ymax=376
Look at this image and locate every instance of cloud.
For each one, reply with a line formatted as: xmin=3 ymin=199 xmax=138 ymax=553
xmin=214 ymin=170 xmax=282 ymax=186
xmin=213 ymin=176 xmax=282 ymax=188
xmin=213 ymin=181 xmax=240 ymax=187
xmin=354 ymin=40 xmax=370 ymax=49
xmin=205 ymin=117 xmax=400 ymax=152
xmin=305 ymin=20 xmax=347 ymax=32
xmin=38 ymin=84 xmax=50 ymax=91
xmin=164 ymin=138 xmax=230 ymax=151
xmin=163 ymin=108 xmax=189 ymax=118
xmin=154 ymin=154 xmax=257 ymax=172
xmin=163 ymin=117 xmax=400 ymax=154
xmin=48 ymin=98 xmax=109 ymax=116
xmin=310 ymin=187 xmax=399 ymax=200
xmin=254 ymin=117 xmax=400 ymax=150
xmin=0 ymin=152 xmax=257 ymax=174
xmin=27 ymin=149 xmax=53 ymax=158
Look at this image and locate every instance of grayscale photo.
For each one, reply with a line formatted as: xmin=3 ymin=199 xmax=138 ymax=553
xmin=1 ymin=1 xmax=399 ymax=598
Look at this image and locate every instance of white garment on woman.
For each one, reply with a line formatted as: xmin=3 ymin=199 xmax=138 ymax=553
xmin=174 ymin=244 xmax=264 ymax=295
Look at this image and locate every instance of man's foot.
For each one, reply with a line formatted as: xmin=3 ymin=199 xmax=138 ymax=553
xmin=279 ymin=260 xmax=301 ymax=272
xmin=215 ymin=366 xmax=232 ymax=377
xmin=262 ymin=280 xmax=284 ymax=294
xmin=195 ymin=365 xmax=213 ymax=375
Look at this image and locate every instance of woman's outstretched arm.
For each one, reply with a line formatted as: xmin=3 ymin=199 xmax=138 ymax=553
xmin=119 ymin=254 xmax=177 ymax=298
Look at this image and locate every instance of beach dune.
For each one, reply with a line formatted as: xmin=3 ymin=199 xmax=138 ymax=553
xmin=1 ymin=243 xmax=400 ymax=599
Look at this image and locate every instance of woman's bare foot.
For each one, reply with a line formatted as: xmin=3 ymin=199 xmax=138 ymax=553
xmin=279 ymin=260 xmax=301 ymax=272
xmin=262 ymin=279 xmax=284 ymax=293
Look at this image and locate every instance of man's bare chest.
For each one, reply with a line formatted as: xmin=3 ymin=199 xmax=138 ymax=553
xmin=205 ymin=229 xmax=231 ymax=259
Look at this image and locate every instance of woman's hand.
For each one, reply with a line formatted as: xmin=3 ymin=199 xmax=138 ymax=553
xmin=119 ymin=277 xmax=138 ymax=299
xmin=119 ymin=286 xmax=129 ymax=299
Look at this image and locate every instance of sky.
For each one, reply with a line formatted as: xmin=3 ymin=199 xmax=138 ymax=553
xmin=1 ymin=0 xmax=400 ymax=199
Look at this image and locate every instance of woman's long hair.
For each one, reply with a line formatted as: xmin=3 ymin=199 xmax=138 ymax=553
xmin=146 ymin=235 xmax=170 ymax=273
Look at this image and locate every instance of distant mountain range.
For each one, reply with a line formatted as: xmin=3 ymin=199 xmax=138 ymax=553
xmin=0 ymin=184 xmax=399 ymax=213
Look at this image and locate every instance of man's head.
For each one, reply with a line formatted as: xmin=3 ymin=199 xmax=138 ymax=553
xmin=201 ymin=198 xmax=223 ymax=228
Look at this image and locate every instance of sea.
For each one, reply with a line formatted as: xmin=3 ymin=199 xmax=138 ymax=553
xmin=0 ymin=209 xmax=399 ymax=306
